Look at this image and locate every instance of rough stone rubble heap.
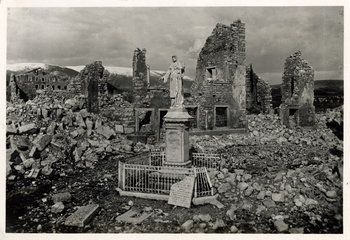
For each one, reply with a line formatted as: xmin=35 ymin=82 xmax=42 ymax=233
xmin=6 ymin=90 xmax=152 ymax=181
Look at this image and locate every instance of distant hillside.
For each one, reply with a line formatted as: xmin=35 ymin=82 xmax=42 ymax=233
xmin=7 ymin=63 xmax=194 ymax=96
xmin=271 ymin=80 xmax=344 ymax=109
xmin=107 ymin=73 xmax=193 ymax=93
xmin=7 ymin=63 xmax=79 ymax=77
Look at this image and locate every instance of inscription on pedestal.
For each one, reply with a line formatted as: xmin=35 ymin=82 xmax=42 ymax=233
xmin=166 ymin=130 xmax=182 ymax=163
xmin=168 ymin=176 xmax=195 ymax=208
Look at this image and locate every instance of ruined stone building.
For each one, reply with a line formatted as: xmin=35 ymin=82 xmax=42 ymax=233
xmin=9 ymin=68 xmax=70 ymax=102
xmin=246 ymin=65 xmax=272 ymax=114
xmin=186 ymin=20 xmax=247 ymax=131
xmin=279 ymin=51 xmax=315 ymax=127
xmin=69 ymin=61 xmax=105 ymax=113
xmin=130 ymin=48 xmax=171 ymax=139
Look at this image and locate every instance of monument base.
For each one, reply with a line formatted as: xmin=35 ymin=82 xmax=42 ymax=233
xmin=163 ymin=160 xmax=192 ymax=168
xmin=164 ymin=107 xmax=193 ymax=168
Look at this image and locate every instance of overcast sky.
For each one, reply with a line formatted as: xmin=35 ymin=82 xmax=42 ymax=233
xmin=7 ymin=7 xmax=343 ymax=84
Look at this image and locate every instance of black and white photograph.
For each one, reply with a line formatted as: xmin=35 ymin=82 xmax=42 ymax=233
xmin=1 ymin=0 xmax=347 ymax=237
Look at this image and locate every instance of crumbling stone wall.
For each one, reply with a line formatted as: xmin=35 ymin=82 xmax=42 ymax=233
xmin=99 ymin=70 xmax=109 ymax=95
xmin=246 ymin=65 xmax=272 ymax=113
xmin=9 ymin=73 xmax=37 ymax=103
xmin=189 ymin=20 xmax=247 ymax=130
xmin=9 ymin=68 xmax=70 ymax=103
xmin=78 ymin=61 xmax=105 ymax=113
xmin=280 ymin=51 xmax=315 ymax=127
xmin=15 ymin=68 xmax=69 ymax=92
xmin=256 ymin=77 xmax=272 ymax=113
xmin=132 ymin=48 xmax=150 ymax=107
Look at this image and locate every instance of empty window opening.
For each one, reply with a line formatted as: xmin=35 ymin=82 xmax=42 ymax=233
xmin=159 ymin=110 xmax=168 ymax=129
xmin=19 ymin=88 xmax=29 ymax=102
xmin=206 ymin=67 xmax=217 ymax=81
xmin=64 ymin=86 xmax=67 ymax=90
xmin=186 ymin=107 xmax=198 ymax=129
xmin=138 ymin=111 xmax=153 ymax=132
xmin=41 ymin=78 xmax=45 ymax=82
xmin=215 ymin=107 xmax=228 ymax=127
xmin=289 ymin=108 xmax=298 ymax=116
xmin=41 ymin=85 xmax=45 ymax=89
xmin=35 ymin=85 xmax=39 ymax=90
xmin=52 ymin=85 xmax=55 ymax=90
xmin=57 ymin=85 xmax=61 ymax=90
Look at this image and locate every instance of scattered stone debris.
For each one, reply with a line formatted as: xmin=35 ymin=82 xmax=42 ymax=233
xmin=5 ymin=19 xmax=343 ymax=234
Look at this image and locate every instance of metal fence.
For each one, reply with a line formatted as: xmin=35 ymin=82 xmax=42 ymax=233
xmin=192 ymin=153 xmax=222 ymax=170
xmin=194 ymin=167 xmax=214 ymax=197
xmin=118 ymin=162 xmax=213 ymax=197
xmin=149 ymin=151 xmax=165 ymax=166
xmin=149 ymin=150 xmax=222 ymax=170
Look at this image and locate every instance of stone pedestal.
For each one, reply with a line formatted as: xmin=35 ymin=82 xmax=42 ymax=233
xmin=164 ymin=107 xmax=193 ymax=168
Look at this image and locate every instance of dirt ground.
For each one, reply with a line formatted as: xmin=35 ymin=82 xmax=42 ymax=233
xmin=6 ymin=142 xmax=343 ymax=233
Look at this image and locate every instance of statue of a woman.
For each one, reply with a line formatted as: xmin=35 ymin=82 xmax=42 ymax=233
xmin=160 ymin=55 xmax=185 ymax=109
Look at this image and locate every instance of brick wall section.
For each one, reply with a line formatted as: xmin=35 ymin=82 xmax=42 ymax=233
xmin=280 ymin=51 xmax=315 ymax=127
xmin=189 ymin=20 xmax=247 ymax=130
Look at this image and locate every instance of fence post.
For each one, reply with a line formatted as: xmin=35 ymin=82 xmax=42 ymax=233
xmin=122 ymin=162 xmax=126 ymax=190
xmin=149 ymin=151 xmax=152 ymax=166
xmin=118 ymin=161 xmax=122 ymax=188
xmin=219 ymin=154 xmax=223 ymax=170
xmin=193 ymin=167 xmax=197 ymax=198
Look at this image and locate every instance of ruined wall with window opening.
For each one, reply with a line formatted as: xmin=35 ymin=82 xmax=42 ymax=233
xmin=188 ymin=20 xmax=247 ymax=130
xmin=10 ymin=68 xmax=70 ymax=103
xmin=279 ymin=51 xmax=315 ymax=127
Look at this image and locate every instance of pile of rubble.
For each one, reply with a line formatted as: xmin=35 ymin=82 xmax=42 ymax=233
xmin=186 ymin=106 xmax=343 ymax=233
xmin=191 ymin=107 xmax=343 ymax=152
xmin=6 ymin=92 xmax=151 ymax=181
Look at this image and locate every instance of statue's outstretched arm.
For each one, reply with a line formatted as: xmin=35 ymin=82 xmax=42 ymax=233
xmin=162 ymin=67 xmax=171 ymax=83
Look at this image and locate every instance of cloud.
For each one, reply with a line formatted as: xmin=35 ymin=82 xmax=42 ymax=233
xmin=7 ymin=7 xmax=343 ymax=81
xmin=187 ymin=38 xmax=205 ymax=59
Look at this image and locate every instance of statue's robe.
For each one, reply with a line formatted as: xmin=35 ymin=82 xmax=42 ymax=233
xmin=163 ymin=61 xmax=184 ymax=108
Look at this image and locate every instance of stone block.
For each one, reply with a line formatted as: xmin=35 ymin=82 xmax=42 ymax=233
xmin=124 ymin=127 xmax=134 ymax=134
xmin=18 ymin=123 xmax=38 ymax=134
xmin=52 ymin=192 xmax=72 ymax=203
xmin=116 ymin=208 xmax=153 ymax=225
xmin=64 ymin=204 xmax=100 ymax=227
xmin=34 ymin=134 xmax=52 ymax=151
xmin=115 ymin=124 xmax=124 ymax=133
xmin=181 ymin=219 xmax=194 ymax=232
xmin=51 ymin=202 xmax=65 ymax=213
xmin=6 ymin=125 xmax=17 ymax=135
xmin=96 ymin=126 xmax=115 ymax=139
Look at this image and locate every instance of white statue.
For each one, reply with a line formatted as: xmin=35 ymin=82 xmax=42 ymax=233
xmin=161 ymin=55 xmax=185 ymax=109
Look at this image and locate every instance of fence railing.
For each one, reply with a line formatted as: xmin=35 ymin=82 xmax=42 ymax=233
xmin=149 ymin=151 xmax=165 ymax=166
xmin=118 ymin=162 xmax=213 ymax=198
xmin=194 ymin=167 xmax=214 ymax=197
xmin=192 ymin=153 xmax=222 ymax=170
